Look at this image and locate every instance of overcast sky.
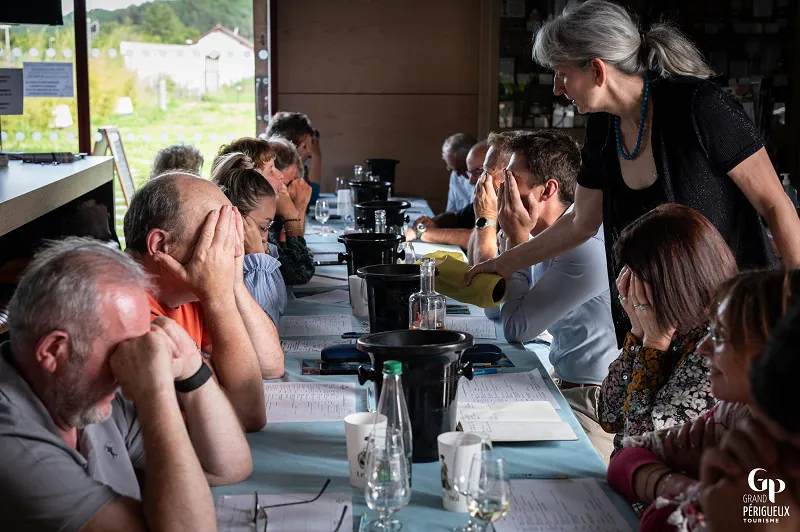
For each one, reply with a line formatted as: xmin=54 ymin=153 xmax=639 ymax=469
xmin=62 ymin=0 xmax=153 ymax=15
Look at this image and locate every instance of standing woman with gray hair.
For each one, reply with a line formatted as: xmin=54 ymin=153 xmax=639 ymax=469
xmin=467 ymin=0 xmax=800 ymax=343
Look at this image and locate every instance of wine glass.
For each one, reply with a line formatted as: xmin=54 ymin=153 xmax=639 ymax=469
xmin=397 ymin=241 xmax=417 ymax=265
xmin=454 ymin=455 xmax=511 ymax=532
xmin=314 ymin=199 xmax=330 ymax=234
xmin=364 ymin=428 xmax=411 ymax=531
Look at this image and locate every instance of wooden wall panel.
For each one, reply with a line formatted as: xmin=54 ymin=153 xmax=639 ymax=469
xmin=276 ymin=0 xmax=481 ymax=95
xmin=278 ymin=94 xmax=478 ymax=212
xmin=275 ymin=0 xmax=482 ymax=212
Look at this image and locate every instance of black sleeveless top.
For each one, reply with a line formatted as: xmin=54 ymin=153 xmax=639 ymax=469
xmin=577 ymin=75 xmax=778 ymax=345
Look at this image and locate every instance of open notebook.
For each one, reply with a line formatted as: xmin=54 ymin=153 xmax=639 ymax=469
xmin=457 ymin=401 xmax=577 ymax=442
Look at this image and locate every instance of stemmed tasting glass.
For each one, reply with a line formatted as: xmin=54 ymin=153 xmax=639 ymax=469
xmin=314 ymin=199 xmax=331 ymax=235
xmin=455 ymin=455 xmax=511 ymax=532
xmin=364 ymin=427 xmax=411 ymax=531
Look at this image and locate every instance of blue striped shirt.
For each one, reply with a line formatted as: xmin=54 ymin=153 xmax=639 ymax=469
xmin=243 ymin=244 xmax=287 ymax=326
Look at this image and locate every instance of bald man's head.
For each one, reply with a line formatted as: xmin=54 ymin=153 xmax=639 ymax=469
xmin=466 ymin=141 xmax=489 ymax=185
xmin=124 ymin=172 xmax=232 ymax=257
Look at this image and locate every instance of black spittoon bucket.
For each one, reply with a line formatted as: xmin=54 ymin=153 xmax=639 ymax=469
xmin=349 ymin=180 xmax=393 ymax=204
xmin=365 ymin=159 xmax=399 ymax=184
xmin=336 ymin=233 xmax=403 ymax=277
xmin=357 ymin=264 xmax=419 ymax=333
xmin=357 ymin=329 xmax=475 ymax=463
xmin=354 ymin=200 xmax=411 ymax=232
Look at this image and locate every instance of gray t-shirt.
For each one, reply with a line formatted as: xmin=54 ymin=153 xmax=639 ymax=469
xmin=0 ymin=343 xmax=145 ymax=532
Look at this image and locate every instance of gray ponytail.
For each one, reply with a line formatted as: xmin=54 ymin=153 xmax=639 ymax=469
xmin=532 ymin=0 xmax=713 ymax=79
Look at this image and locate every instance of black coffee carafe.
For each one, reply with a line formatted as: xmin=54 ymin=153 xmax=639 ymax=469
xmin=357 ymin=330 xmax=475 ymax=463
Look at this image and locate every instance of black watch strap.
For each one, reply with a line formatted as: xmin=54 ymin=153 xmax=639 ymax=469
xmin=175 ymin=361 xmax=213 ymax=393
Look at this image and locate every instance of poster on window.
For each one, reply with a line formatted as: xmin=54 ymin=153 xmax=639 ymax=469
xmin=23 ymin=62 xmax=74 ymax=98
xmin=0 ymin=69 xmax=23 ymax=115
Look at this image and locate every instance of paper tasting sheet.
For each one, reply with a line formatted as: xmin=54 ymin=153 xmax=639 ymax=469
xmin=494 ymin=479 xmax=631 ymax=532
xmin=278 ymin=315 xmax=352 ymax=337
xmin=216 ymin=492 xmax=352 ymax=532
xmin=459 ymin=401 xmax=560 ymax=422
xmin=444 ymin=316 xmax=497 ymax=339
xmin=280 ymin=339 xmax=354 ymax=353
xmin=263 ymin=382 xmax=356 ymax=423
xmin=459 ymin=370 xmax=560 ymax=409
xmin=295 ymin=289 xmax=351 ymax=304
xmin=458 ymin=402 xmax=576 ymax=442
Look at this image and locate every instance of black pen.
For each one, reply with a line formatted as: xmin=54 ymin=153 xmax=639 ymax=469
xmin=342 ymin=332 xmax=365 ymax=339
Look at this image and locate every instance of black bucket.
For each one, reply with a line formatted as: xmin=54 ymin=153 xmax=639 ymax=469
xmin=357 ymin=264 xmax=419 ymax=333
xmin=349 ymin=180 xmax=393 ymax=204
xmin=365 ymin=159 xmax=399 ymax=184
xmin=336 ymin=233 xmax=403 ymax=277
xmin=357 ymin=330 xmax=474 ymax=463
xmin=354 ymin=200 xmax=411 ymax=232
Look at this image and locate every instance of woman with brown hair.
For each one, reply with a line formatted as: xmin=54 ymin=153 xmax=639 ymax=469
xmin=606 ymin=268 xmax=800 ymax=531
xmin=599 ymin=204 xmax=738 ymax=452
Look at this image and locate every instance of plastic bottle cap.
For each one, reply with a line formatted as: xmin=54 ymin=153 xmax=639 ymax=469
xmin=383 ymin=360 xmax=403 ymax=375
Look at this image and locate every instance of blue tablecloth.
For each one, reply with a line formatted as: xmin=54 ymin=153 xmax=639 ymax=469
xmin=213 ymin=196 xmax=639 ymax=531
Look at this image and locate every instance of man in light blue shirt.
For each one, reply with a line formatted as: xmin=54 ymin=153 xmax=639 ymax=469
xmin=490 ymin=130 xmax=617 ymax=462
xmin=442 ymin=133 xmax=477 ymax=212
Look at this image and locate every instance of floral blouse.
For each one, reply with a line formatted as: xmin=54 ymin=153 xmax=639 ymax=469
xmin=599 ymin=328 xmax=716 ymax=451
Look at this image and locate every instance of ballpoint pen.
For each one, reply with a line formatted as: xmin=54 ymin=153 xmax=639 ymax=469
xmin=509 ymin=473 xmax=571 ymax=479
xmin=473 ymin=368 xmax=498 ymax=376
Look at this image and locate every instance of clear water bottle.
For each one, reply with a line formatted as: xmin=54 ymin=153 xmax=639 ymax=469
xmin=336 ymin=176 xmax=354 ymax=226
xmin=375 ymin=210 xmax=387 ymax=234
xmin=354 ymin=164 xmax=366 ymax=182
xmin=374 ymin=360 xmax=413 ymax=487
xmin=782 ymin=174 xmax=799 ymax=208
xmin=408 ymin=258 xmax=446 ymax=330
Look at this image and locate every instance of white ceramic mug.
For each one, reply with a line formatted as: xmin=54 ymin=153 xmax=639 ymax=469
xmin=437 ymin=431 xmax=484 ymax=512
xmin=344 ymin=412 xmax=387 ymax=488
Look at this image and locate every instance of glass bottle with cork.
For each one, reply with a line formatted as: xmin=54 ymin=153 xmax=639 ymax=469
xmin=408 ymin=258 xmax=446 ymax=330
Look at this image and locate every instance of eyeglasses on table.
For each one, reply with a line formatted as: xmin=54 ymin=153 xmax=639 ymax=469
xmin=251 ymin=478 xmax=348 ymax=532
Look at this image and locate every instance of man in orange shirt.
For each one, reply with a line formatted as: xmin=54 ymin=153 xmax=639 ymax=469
xmin=123 ymin=172 xmax=284 ymax=432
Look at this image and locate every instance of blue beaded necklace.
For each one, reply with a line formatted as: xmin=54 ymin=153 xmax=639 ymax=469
xmin=614 ymin=77 xmax=649 ymax=160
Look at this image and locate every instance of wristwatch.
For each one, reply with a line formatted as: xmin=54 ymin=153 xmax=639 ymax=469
xmin=475 ymin=217 xmax=498 ymax=230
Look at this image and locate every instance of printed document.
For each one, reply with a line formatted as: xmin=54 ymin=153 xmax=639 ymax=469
xmin=263 ymin=382 xmax=356 ymax=423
